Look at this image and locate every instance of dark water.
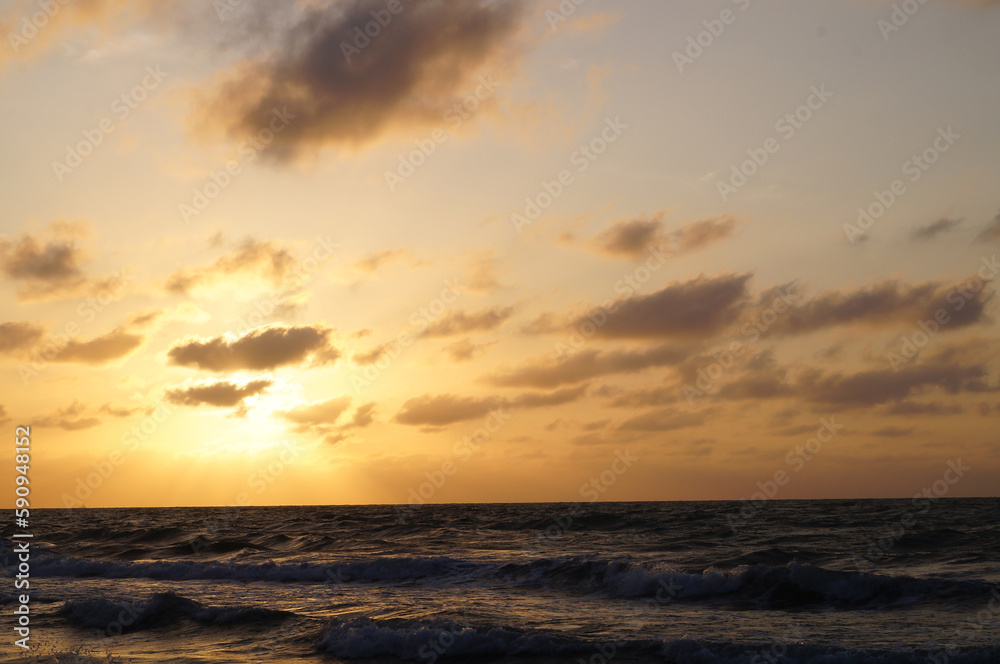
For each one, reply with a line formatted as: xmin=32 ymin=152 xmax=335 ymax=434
xmin=2 ymin=499 xmax=999 ymax=663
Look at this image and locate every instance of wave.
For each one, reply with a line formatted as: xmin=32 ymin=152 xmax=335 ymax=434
xmin=316 ymin=616 xmax=1000 ymax=663
xmin=57 ymin=592 xmax=294 ymax=633
xmin=17 ymin=549 xmax=995 ymax=609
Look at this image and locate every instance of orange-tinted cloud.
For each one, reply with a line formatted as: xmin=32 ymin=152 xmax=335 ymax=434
xmin=165 ymin=378 xmax=273 ymax=408
xmin=165 ymin=238 xmax=295 ymax=294
xmin=395 ymin=385 xmax=586 ymax=426
xmin=167 ymin=324 xmax=340 ymax=371
xmin=490 ymin=344 xmax=697 ymax=389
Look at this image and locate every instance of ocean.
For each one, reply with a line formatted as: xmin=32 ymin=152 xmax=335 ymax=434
xmin=2 ymin=499 xmax=999 ymax=663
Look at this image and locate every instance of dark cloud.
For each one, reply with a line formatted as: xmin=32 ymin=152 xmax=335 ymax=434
xmin=423 ymin=306 xmax=515 ymax=337
xmin=191 ymin=0 xmax=525 ymax=161
xmin=589 ymin=214 xmax=737 ymax=260
xmin=872 ymin=426 xmax=914 ymax=438
xmin=165 ymin=238 xmax=295 ymax=294
xmin=35 ymin=401 xmax=100 ymax=430
xmin=765 ymin=279 xmax=990 ymax=337
xmin=798 ymin=362 xmax=987 ymax=406
xmin=668 ymin=217 xmax=738 ymax=254
xmin=167 ymin=324 xmax=340 ymax=371
xmin=166 ymin=378 xmax=273 ymax=408
xmin=910 ymin=218 xmax=962 ymax=242
xmin=591 ymin=217 xmax=661 ymax=259
xmin=884 ymin=401 xmax=963 ymax=416
xmin=618 ymin=409 xmax=705 ymax=432
xmin=0 ymin=404 xmax=8 ymax=425
xmin=0 ymin=223 xmax=127 ymax=302
xmin=575 ymin=274 xmax=751 ymax=339
xmin=395 ymin=385 xmax=586 ymax=426
xmin=0 ymin=322 xmax=46 ymax=356
xmin=978 ymin=213 xmax=1000 ymax=242
xmin=605 ymin=385 xmax=680 ymax=408
xmin=490 ymin=343 xmax=697 ymax=389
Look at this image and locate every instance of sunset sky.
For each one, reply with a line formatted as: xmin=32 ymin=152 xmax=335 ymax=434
xmin=2 ymin=0 xmax=999 ymax=508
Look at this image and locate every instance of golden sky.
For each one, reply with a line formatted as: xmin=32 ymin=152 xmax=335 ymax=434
xmin=1 ymin=0 xmax=999 ymax=507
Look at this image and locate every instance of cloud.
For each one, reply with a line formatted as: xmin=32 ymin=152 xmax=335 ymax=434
xmin=977 ymin=213 xmax=1000 ymax=242
xmin=0 ymin=0 xmax=164 ymax=69
xmin=884 ymin=401 xmax=963 ymax=416
xmin=589 ymin=214 xmax=737 ymax=260
xmin=277 ymin=396 xmax=375 ymax=443
xmin=189 ymin=0 xmax=526 ymax=161
xmin=443 ymin=338 xmax=497 ymax=362
xmin=353 ymin=248 xmax=417 ymax=273
xmin=618 ymin=409 xmax=705 ymax=432
xmin=165 ymin=378 xmax=273 ymax=408
xmin=165 ymin=238 xmax=295 ymax=294
xmin=351 ymin=402 xmax=376 ymax=428
xmin=395 ymin=385 xmax=586 ymax=426
xmin=668 ymin=217 xmax=739 ymax=254
xmin=0 ymin=321 xmax=46 ymax=356
xmin=279 ymin=396 xmax=352 ymax=428
xmin=0 ymin=222 xmax=128 ymax=302
xmin=167 ymin=324 xmax=340 ymax=371
xmin=50 ymin=328 xmax=145 ymax=365
xmin=910 ymin=218 xmax=962 ymax=242
xmin=765 ymin=278 xmax=991 ymax=337
xmin=352 ymin=343 xmax=392 ymax=366
xmin=423 ymin=306 xmax=515 ymax=337
xmin=872 ymin=426 xmax=914 ymax=438
xmin=34 ymin=401 xmax=100 ymax=430
xmin=591 ymin=217 xmax=661 ymax=259
xmin=98 ymin=403 xmax=156 ymax=418
xmin=575 ymin=274 xmax=751 ymax=339
xmin=798 ymin=362 xmax=988 ymax=406
xmin=490 ymin=344 xmax=696 ymax=389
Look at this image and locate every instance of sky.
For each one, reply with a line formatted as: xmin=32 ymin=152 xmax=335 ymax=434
xmin=1 ymin=0 xmax=999 ymax=508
